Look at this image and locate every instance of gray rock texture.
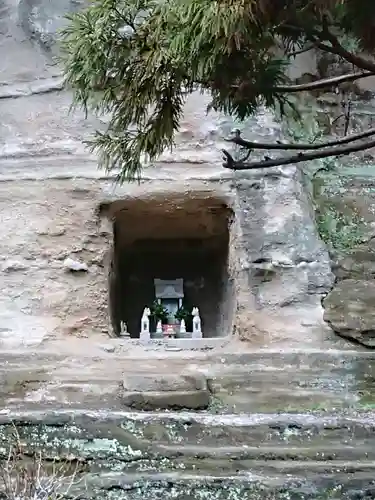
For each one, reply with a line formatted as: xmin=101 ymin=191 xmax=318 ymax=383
xmin=320 ymin=171 xmax=375 ymax=348
xmin=18 ymin=0 xmax=87 ymax=51
xmin=324 ymin=279 xmax=375 ymax=348
xmin=286 ymin=41 xmax=375 ymax=349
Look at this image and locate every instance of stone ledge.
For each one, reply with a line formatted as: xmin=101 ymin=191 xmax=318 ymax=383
xmin=121 ymin=373 xmax=211 ymax=410
xmin=121 ymin=390 xmax=210 ymax=411
xmin=1 ymin=409 xmax=375 ymax=427
xmin=0 ymin=77 xmax=64 ymax=100
xmin=137 ymin=336 xmax=232 ymax=350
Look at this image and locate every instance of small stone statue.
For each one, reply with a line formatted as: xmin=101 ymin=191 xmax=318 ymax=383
xmin=120 ymin=321 xmax=129 ymax=338
xmin=179 ymin=319 xmax=186 ymax=334
xmin=156 ymin=320 xmax=163 ymax=334
xmin=141 ymin=307 xmax=151 ymax=334
xmin=192 ymin=307 xmax=202 ymax=338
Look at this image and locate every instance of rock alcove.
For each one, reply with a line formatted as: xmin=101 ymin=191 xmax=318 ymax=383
xmin=99 ymin=194 xmax=236 ymax=338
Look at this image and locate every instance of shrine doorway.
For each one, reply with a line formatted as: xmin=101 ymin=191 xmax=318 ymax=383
xmin=104 ymin=194 xmax=235 ymax=338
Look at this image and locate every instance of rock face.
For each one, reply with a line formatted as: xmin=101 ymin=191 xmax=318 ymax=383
xmin=323 ymin=233 xmax=375 ymax=348
xmin=0 ymin=0 xmax=337 ymax=349
xmin=315 ymin=153 xmax=375 ymax=347
xmin=287 ymin=47 xmax=375 ymax=101
xmin=287 ymin=36 xmax=375 ymax=348
xmin=233 ymin=167 xmax=334 ymax=346
xmin=18 ymin=0 xmax=87 ymax=51
xmin=324 ymin=279 xmax=375 ymax=348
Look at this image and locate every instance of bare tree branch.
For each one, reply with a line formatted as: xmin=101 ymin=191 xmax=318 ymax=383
xmin=283 ymin=23 xmax=375 ymax=73
xmin=230 ymin=72 xmax=374 ymax=95
xmin=222 ymin=138 xmax=375 ymax=170
xmin=343 ymin=98 xmax=352 ymax=136
xmin=314 ymin=40 xmax=375 ymax=73
xmin=286 ymin=43 xmax=316 ymax=58
xmin=273 ymin=71 xmax=374 ymax=92
xmin=227 ymin=127 xmax=375 ymax=151
xmin=319 ymin=22 xmax=375 ymax=73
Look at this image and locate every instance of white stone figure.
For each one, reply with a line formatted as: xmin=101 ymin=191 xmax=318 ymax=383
xmin=179 ymin=319 xmax=186 ymax=334
xmin=156 ymin=320 xmax=163 ymax=334
xmin=192 ymin=307 xmax=202 ymax=339
xmin=120 ymin=321 xmax=129 ymax=338
xmin=140 ymin=307 xmax=151 ymax=341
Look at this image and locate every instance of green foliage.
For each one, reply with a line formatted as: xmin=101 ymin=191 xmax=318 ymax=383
xmin=150 ymin=300 xmax=169 ymax=323
xmin=174 ymin=305 xmax=193 ymax=330
xmin=174 ymin=305 xmax=191 ymax=322
xmin=276 ymin=97 xmax=325 ymax=145
xmin=60 ymin=0 xmax=375 ymax=181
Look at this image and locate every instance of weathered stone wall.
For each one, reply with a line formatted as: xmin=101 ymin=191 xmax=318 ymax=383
xmin=0 ymin=180 xmax=111 ymax=344
xmin=0 ymin=0 xmax=336 ymax=349
xmin=18 ymin=0 xmax=87 ymax=52
xmin=233 ymin=166 xmax=334 ymax=347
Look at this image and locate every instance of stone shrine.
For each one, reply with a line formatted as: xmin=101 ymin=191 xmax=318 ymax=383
xmin=154 ymin=278 xmax=184 ymax=319
xmin=139 ymin=278 xmax=202 ymax=341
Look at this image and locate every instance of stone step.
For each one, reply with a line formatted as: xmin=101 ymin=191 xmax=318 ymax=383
xmin=0 ymin=348 xmax=374 ymax=366
xmin=1 ymin=379 xmax=366 ymax=413
xmin=1 ymin=410 xmax=375 ymax=449
xmin=1 ymin=410 xmax=375 ymax=499
xmin=55 ymin=467 xmax=375 ymax=499
xmin=2 ymin=467 xmax=373 ymax=500
xmin=2 ymin=360 xmax=373 ymax=413
xmin=0 ymin=349 xmax=374 ymax=416
xmin=147 ymin=443 xmax=375 ymax=461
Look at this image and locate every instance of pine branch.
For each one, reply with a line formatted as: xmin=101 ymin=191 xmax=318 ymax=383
xmin=222 ymin=138 xmax=375 ymax=170
xmin=227 ymin=127 xmax=375 ymax=151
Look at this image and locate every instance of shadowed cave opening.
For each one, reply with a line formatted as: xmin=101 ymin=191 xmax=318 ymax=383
xmin=107 ymin=196 xmax=235 ymax=338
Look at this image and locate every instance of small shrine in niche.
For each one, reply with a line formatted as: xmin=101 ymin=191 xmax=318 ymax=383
xmin=139 ymin=278 xmax=202 ymax=340
xmin=155 ymin=278 xmax=184 ymax=318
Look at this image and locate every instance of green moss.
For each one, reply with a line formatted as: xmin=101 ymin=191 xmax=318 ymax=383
xmin=0 ymin=419 xmax=370 ymax=500
xmin=207 ymin=394 xmax=230 ymax=414
xmin=314 ymin=200 xmax=366 ymax=253
xmin=280 ymin=106 xmax=368 ymax=255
